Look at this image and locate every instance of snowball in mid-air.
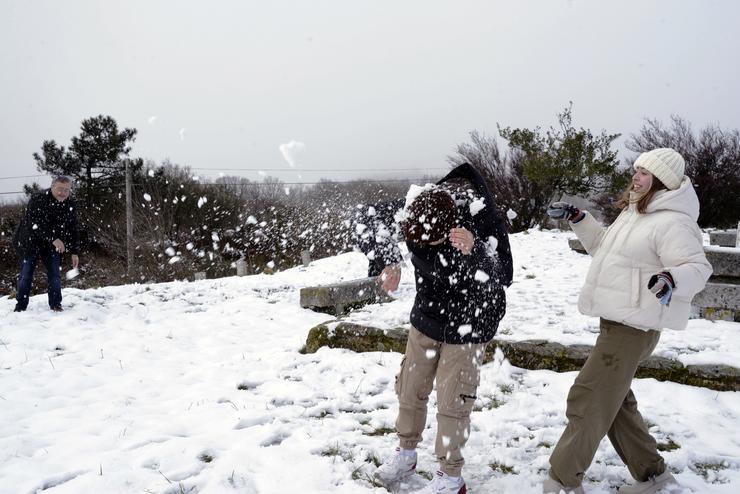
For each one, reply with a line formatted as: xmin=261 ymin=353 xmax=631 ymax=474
xmin=279 ymin=140 xmax=306 ymax=168
xmin=457 ymin=324 xmax=472 ymax=337
xmin=469 ymin=197 xmax=486 ymax=216
xmin=474 ymin=270 xmax=490 ymax=283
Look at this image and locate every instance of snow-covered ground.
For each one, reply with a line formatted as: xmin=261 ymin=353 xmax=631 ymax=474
xmin=1 ymin=230 xmax=738 ymax=493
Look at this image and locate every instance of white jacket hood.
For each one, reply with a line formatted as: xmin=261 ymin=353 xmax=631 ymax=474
xmin=646 ymin=176 xmax=700 ymax=221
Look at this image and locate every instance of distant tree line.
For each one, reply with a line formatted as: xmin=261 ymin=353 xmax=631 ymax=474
xmin=1 ymin=109 xmax=737 ymax=293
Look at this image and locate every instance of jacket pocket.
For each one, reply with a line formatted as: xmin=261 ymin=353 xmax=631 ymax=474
xmin=442 ymin=365 xmax=480 ymax=417
xmin=631 ymin=267 xmax=640 ymax=307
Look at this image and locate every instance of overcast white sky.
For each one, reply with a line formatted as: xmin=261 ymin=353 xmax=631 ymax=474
xmin=1 ymin=0 xmax=739 ymax=200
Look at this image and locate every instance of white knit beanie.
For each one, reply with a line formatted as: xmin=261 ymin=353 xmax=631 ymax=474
xmin=633 ymin=148 xmax=685 ymax=190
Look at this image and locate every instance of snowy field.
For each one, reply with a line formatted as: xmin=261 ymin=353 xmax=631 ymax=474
xmin=1 ymin=229 xmax=738 ymax=494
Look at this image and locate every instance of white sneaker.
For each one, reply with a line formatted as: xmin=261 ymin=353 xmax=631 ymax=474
xmin=419 ymin=471 xmax=467 ymax=494
xmin=619 ymin=471 xmax=677 ymax=493
xmin=542 ymin=475 xmax=585 ymax=493
xmin=373 ymin=447 xmax=417 ymax=486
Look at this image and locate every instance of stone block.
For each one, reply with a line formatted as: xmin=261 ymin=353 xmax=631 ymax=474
xmin=301 ymin=322 xmax=739 ymax=391
xmin=302 ymin=321 xmax=407 ymax=354
xmin=568 ymin=238 xmax=587 ymax=254
xmin=709 ymin=230 xmax=737 ymax=247
xmin=699 ymin=307 xmax=737 ymax=322
xmin=235 ymin=259 xmax=248 ymax=276
xmin=704 ymin=246 xmax=740 ymax=279
xmin=300 ymin=277 xmax=393 ymax=315
xmin=693 ymin=281 xmax=740 ymax=311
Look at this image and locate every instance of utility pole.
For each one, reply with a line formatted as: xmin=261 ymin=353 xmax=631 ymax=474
xmin=125 ymin=159 xmax=133 ymax=277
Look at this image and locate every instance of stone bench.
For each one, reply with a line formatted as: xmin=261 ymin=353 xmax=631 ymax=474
xmin=693 ymin=281 xmax=740 ymax=322
xmin=694 ymin=246 xmax=740 ymax=322
xmin=301 ymin=321 xmax=740 ymax=391
xmin=568 ymin=238 xmax=587 ymax=254
xmin=299 ymin=277 xmax=393 ymax=316
xmin=704 ymin=246 xmax=740 ymax=279
xmin=710 ymin=230 xmax=738 ymax=248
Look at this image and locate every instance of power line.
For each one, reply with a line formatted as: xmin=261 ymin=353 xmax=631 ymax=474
xmin=0 ymin=174 xmax=45 ymax=181
xmin=0 ymin=176 xmax=443 ymax=196
xmin=186 ymin=178 xmax=435 ymax=186
xmin=191 ymin=167 xmax=448 ymax=172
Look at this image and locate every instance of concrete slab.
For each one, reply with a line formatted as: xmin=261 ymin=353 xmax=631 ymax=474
xmin=300 ymin=277 xmax=393 ymax=315
xmin=710 ymin=230 xmax=737 ymax=247
xmin=704 ymin=246 xmax=740 ymax=278
xmin=302 ymin=321 xmax=740 ymax=391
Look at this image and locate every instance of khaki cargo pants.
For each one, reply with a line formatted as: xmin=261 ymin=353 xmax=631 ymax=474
xmin=395 ymin=327 xmax=486 ymax=477
xmin=549 ymin=318 xmax=667 ymax=488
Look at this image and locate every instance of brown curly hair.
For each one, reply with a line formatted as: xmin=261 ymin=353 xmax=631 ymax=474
xmin=615 ymin=176 xmax=667 ymax=213
xmin=401 ymin=188 xmax=457 ymax=244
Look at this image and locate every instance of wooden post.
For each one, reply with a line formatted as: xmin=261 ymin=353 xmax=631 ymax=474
xmin=236 ymin=258 xmax=248 ymax=276
xmin=125 ymin=159 xmax=133 ymax=276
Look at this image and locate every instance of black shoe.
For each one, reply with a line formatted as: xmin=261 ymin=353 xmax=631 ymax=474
xmin=50 ymin=306 xmax=64 ymax=312
xmin=14 ymin=306 xmax=25 ymax=312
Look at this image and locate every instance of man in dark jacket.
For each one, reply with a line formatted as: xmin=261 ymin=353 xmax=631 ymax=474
xmin=12 ymin=176 xmax=80 ymax=312
xmin=367 ymin=163 xmax=513 ymax=493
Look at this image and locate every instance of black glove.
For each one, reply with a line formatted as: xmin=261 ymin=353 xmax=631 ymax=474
xmin=546 ymin=202 xmax=583 ymax=222
xmin=647 ymin=272 xmax=675 ymax=306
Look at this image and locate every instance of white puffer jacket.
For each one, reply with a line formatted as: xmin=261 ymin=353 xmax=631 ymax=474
xmin=571 ymin=176 xmax=712 ymax=331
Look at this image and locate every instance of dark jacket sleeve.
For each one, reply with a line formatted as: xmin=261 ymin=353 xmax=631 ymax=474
xmin=353 ymin=199 xmax=404 ymax=276
xmin=431 ymin=214 xmax=513 ymax=290
xmin=63 ymin=200 xmax=80 ymax=255
xmin=27 ymin=195 xmax=54 ymax=250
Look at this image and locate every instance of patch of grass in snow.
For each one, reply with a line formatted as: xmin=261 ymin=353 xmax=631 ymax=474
xmin=365 ymin=452 xmax=383 ymax=468
xmin=498 ymin=384 xmax=514 ymax=394
xmin=656 ymin=437 xmax=680 ymax=452
xmin=162 ymin=482 xmax=198 ymax=494
xmin=536 ymin=441 xmax=553 ymax=449
xmin=525 ymin=273 xmax=536 ymax=279
xmin=351 ymin=466 xmax=384 ymax=487
xmin=691 ymin=461 xmax=730 ymax=483
xmin=417 ymin=470 xmax=434 ymax=481
xmin=473 ymin=394 xmax=506 ymax=411
xmin=489 ymin=461 xmax=517 ymax=475
xmin=197 ymin=452 xmax=214 ymax=463
xmin=364 ymin=425 xmax=395 ymax=436
xmin=320 ymin=443 xmax=355 ymax=462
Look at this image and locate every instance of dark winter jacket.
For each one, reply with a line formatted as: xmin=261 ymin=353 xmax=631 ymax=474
xmin=13 ymin=190 xmax=80 ymax=257
xmin=357 ymin=163 xmax=513 ymax=344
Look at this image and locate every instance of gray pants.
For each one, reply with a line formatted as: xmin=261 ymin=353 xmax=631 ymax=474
xmin=394 ymin=327 xmax=486 ymax=476
xmin=549 ymin=318 xmax=666 ymax=488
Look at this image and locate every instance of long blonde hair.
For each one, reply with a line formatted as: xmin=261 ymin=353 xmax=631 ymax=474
xmin=615 ymin=176 xmax=667 ymax=214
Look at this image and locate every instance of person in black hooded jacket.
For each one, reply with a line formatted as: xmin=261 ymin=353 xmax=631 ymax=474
xmin=12 ymin=176 xmax=80 ymax=312
xmin=367 ymin=163 xmax=513 ymax=493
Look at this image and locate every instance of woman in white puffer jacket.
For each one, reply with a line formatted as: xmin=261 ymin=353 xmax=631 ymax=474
xmin=541 ymin=148 xmax=712 ymax=494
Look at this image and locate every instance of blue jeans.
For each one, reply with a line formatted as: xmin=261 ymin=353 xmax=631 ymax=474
xmin=15 ymin=251 xmax=62 ymax=310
